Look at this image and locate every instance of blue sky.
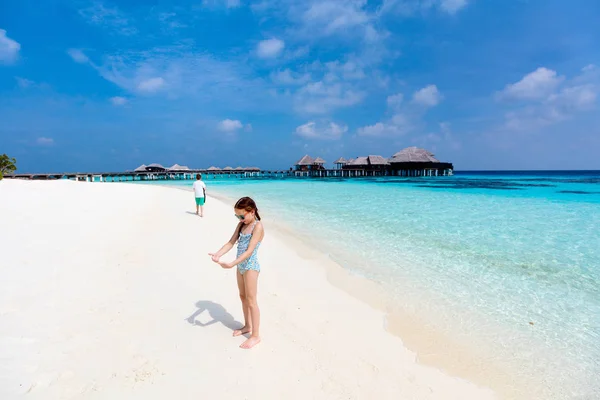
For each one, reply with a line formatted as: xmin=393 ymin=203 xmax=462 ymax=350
xmin=1 ymin=0 xmax=599 ymax=172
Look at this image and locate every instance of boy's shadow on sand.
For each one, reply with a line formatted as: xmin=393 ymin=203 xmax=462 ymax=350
xmin=185 ymin=300 xmax=244 ymax=333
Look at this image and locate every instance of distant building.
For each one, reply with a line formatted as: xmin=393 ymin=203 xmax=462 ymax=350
xmin=340 ymin=147 xmax=452 ymax=176
xmin=294 ymin=155 xmax=327 ymax=171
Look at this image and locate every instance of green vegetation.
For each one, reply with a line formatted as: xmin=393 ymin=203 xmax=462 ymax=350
xmin=0 ymin=154 xmax=17 ymax=180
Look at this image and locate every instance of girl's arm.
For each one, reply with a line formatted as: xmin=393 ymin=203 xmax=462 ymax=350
xmin=209 ymin=222 xmax=243 ymax=259
xmin=225 ymin=222 xmax=264 ymax=267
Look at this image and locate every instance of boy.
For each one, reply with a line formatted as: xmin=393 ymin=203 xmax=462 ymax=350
xmin=192 ymin=174 xmax=207 ymax=217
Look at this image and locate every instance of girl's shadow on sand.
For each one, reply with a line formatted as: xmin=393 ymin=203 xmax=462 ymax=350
xmin=185 ymin=300 xmax=243 ymax=333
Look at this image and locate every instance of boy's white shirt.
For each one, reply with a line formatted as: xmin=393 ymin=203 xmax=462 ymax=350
xmin=193 ymin=180 xmax=206 ymax=198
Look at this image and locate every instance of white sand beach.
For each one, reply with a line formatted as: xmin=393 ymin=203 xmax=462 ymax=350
xmin=0 ymin=179 xmax=496 ymax=399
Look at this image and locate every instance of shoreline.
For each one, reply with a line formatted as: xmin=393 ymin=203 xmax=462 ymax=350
xmin=200 ymin=187 xmax=541 ymax=400
xmin=1 ymin=179 xmax=496 ymax=399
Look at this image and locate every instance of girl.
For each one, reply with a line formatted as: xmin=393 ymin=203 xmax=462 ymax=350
xmin=208 ymin=197 xmax=264 ymax=349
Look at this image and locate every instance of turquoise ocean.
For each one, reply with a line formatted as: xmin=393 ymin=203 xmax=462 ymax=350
xmin=139 ymin=171 xmax=599 ymax=399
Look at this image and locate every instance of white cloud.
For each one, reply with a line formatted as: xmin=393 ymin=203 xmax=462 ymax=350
xmin=157 ymin=12 xmax=187 ymax=30
xmin=386 ymin=92 xmax=404 ymax=109
xmin=412 ymin=84 xmax=442 ymax=107
xmin=295 ymin=121 xmax=347 ymax=140
xmin=72 ymin=46 xmax=275 ymax=108
xmin=358 ymin=113 xmax=413 ymax=136
xmin=110 ymin=96 xmax=128 ymax=106
xmin=500 ymin=65 xmax=599 ymax=131
xmin=67 ymin=48 xmax=90 ymax=64
xmin=325 ymin=60 xmax=366 ymax=80
xmin=0 ymin=29 xmax=21 ymax=64
xmin=498 ymin=67 xmax=564 ymax=101
xmin=16 ymin=77 xmax=34 ymax=88
xmin=379 ymin=0 xmax=469 ymax=16
xmin=415 ymin=122 xmax=462 ymax=151
xmin=266 ymin=0 xmax=384 ymax=45
xmin=203 ymin=0 xmax=241 ymax=8
xmin=257 ymin=38 xmax=285 ymax=58
xmin=218 ymin=119 xmax=244 ymax=132
xmin=271 ymin=69 xmax=311 ymax=85
xmin=303 ymin=1 xmax=369 ymax=34
xmin=36 ymin=137 xmax=54 ymax=146
xmin=137 ymin=77 xmax=165 ymax=93
xmin=358 ymin=85 xmax=441 ymax=136
xmin=295 ymin=80 xmax=364 ymax=114
xmin=439 ymin=0 xmax=468 ymax=14
xmin=78 ymin=1 xmax=137 ymax=35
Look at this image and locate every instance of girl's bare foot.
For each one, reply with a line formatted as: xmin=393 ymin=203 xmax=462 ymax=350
xmin=240 ymin=336 xmax=261 ymax=349
xmin=233 ymin=326 xmax=252 ymax=337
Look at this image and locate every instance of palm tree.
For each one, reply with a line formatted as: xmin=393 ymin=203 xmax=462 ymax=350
xmin=0 ymin=154 xmax=17 ymax=179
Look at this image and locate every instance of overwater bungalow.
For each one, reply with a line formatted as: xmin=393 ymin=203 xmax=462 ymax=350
xmin=347 ymin=156 xmax=368 ymax=169
xmin=341 ymin=147 xmax=452 ymax=177
xmin=388 ymin=147 xmax=452 ymax=176
xmin=294 ymin=155 xmax=314 ymax=171
xmin=168 ymin=164 xmax=190 ymax=171
xmin=333 ymin=157 xmax=348 ymax=169
xmin=134 ymin=164 xmax=147 ymax=172
xmin=146 ymin=163 xmax=166 ymax=172
xmin=294 ymin=155 xmax=326 ymax=171
xmin=313 ymin=157 xmax=326 ymax=170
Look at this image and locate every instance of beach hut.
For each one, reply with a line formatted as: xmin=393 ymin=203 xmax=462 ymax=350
xmin=223 ymin=166 xmax=233 ymax=171
xmin=234 ymin=166 xmax=244 ymax=171
xmin=333 ymin=157 xmax=347 ymax=170
xmin=207 ymin=166 xmax=221 ymax=171
xmin=134 ymin=164 xmax=147 ymax=172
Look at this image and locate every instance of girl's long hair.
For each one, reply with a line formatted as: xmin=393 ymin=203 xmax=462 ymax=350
xmin=235 ymin=197 xmax=261 ymax=220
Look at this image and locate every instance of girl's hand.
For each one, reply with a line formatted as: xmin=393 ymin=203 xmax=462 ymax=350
xmin=218 ymin=261 xmax=234 ymax=269
xmin=208 ymin=253 xmax=220 ymax=262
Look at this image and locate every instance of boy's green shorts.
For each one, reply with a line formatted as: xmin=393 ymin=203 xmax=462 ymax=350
xmin=195 ymin=197 xmax=205 ymax=206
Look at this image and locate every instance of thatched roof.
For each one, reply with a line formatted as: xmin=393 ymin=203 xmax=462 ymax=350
xmin=169 ymin=164 xmax=190 ymax=171
xmin=223 ymin=166 xmax=233 ymax=171
xmin=207 ymin=166 xmax=221 ymax=171
xmin=333 ymin=157 xmax=348 ymax=164
xmin=134 ymin=164 xmax=147 ymax=172
xmin=367 ymin=155 xmax=389 ymax=165
xmin=234 ymin=166 xmax=244 ymax=171
xmin=313 ymin=157 xmax=326 ymax=164
xmin=147 ymin=163 xmax=165 ymax=169
xmin=295 ymin=154 xmax=314 ymax=165
xmin=247 ymin=167 xmax=260 ymax=171
xmin=390 ymin=147 xmax=439 ymax=163
xmin=349 ymin=156 xmax=368 ymax=166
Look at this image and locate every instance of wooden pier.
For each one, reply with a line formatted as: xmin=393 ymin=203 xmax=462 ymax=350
xmin=5 ymin=167 xmax=452 ymax=182
xmin=5 ymin=169 xmax=278 ymax=182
